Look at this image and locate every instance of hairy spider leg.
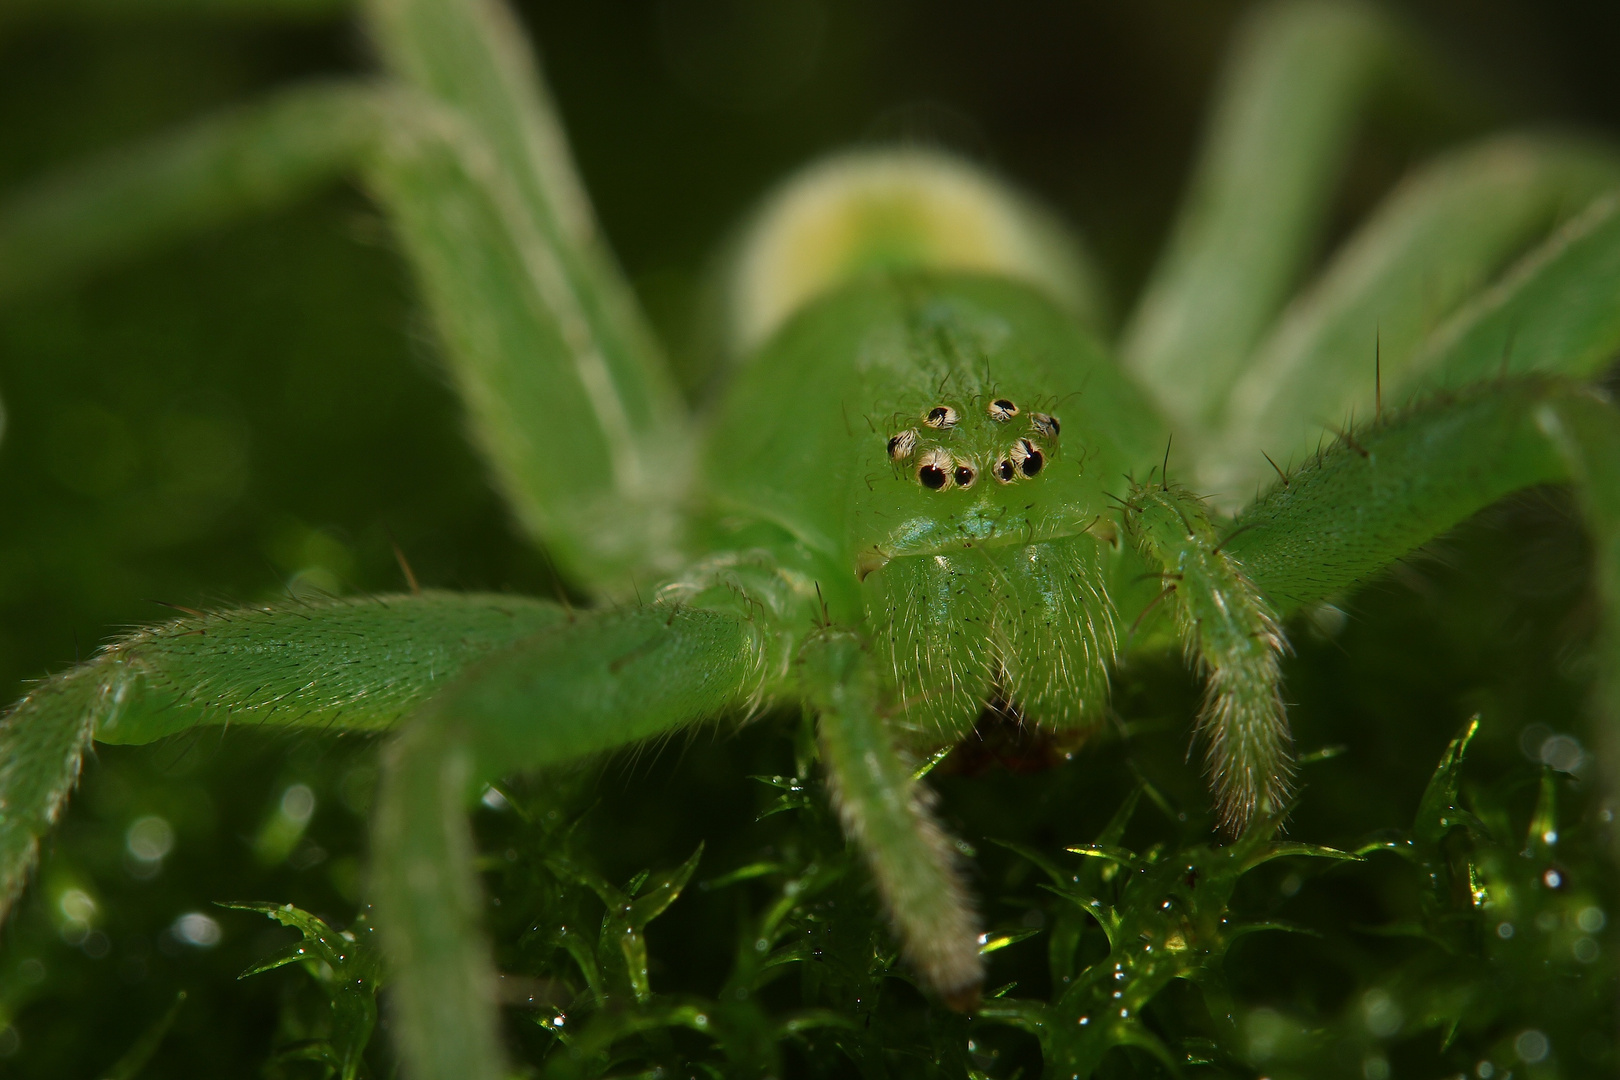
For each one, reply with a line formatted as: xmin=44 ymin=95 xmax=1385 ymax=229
xmin=1213 ymin=134 xmax=1620 ymax=497
xmin=1222 ymin=376 xmax=1620 ymax=789
xmin=0 ymin=0 xmax=692 ymax=596
xmin=1123 ymin=487 xmax=1290 ymax=834
xmin=372 ymin=602 xmax=770 ymax=1080
xmin=800 ymin=629 xmax=982 ymax=1006
xmin=0 ymin=594 xmax=569 ymax=924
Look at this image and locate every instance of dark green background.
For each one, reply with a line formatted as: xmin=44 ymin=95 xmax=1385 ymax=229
xmin=0 ymin=1 xmax=1616 ymax=1076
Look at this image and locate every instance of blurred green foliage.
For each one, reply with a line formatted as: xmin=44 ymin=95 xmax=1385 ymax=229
xmin=0 ymin=2 xmax=1617 ymax=1077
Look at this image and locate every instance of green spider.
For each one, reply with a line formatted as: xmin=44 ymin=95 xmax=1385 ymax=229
xmin=4 ymin=1 xmax=1620 ymax=1077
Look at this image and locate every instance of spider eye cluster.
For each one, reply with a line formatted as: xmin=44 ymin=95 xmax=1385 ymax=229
xmin=886 ymin=399 xmax=1059 ymax=491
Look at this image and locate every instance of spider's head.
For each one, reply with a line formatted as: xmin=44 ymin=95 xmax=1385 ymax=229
xmin=853 ymin=384 xmax=1102 ymax=569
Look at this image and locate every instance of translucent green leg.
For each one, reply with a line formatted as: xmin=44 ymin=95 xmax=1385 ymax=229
xmin=364 ymin=0 xmax=690 ymax=592
xmin=1221 ymin=378 xmax=1620 ymax=792
xmin=0 ymin=592 xmax=565 ymax=923
xmin=1120 ymin=0 xmax=1411 ymax=432
xmin=0 ymin=82 xmax=381 ymax=305
xmin=1123 ymin=486 xmax=1290 ymax=833
xmin=371 ymin=604 xmax=768 ymax=1080
xmin=1213 ymin=135 xmax=1620 ymax=493
xmin=1416 ymin=193 xmax=1620 ymax=390
xmin=0 ymin=0 xmax=692 ymax=593
xmin=799 ymin=629 xmax=982 ymax=1007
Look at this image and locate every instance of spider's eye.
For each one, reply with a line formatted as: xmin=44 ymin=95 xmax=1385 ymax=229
xmin=924 ymin=405 xmax=959 ymax=429
xmin=1031 ymin=412 xmax=1060 ymax=438
xmin=993 ymin=459 xmax=1015 ymax=483
xmin=987 ymin=399 xmax=1018 ymax=422
xmin=1012 ymin=438 xmax=1045 ymax=477
xmin=887 ymin=429 xmax=918 ymax=461
xmin=953 ymin=462 xmax=977 ymax=488
xmin=917 ymin=447 xmax=953 ymax=490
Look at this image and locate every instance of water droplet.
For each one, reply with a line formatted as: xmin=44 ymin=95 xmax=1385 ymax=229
xmin=1360 ymin=989 xmax=1402 ymax=1038
xmin=171 ymin=912 xmax=222 ymax=948
xmin=126 ymin=816 xmax=175 ymax=863
xmin=1539 ymin=734 xmax=1585 ymax=773
xmin=1514 ymin=1029 xmax=1549 ymax=1063
xmin=280 ymin=784 xmax=316 ymax=825
xmin=1496 ymin=922 xmax=1515 ymax=939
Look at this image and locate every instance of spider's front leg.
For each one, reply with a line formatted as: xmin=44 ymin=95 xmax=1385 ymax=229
xmin=370 ymin=580 xmax=984 ymax=1079
xmin=1220 ymin=376 xmax=1620 ymax=802
xmin=371 ymin=599 xmax=771 ymax=1080
xmin=0 ymin=592 xmax=569 ymax=923
xmin=1123 ymin=485 xmax=1291 ymax=833
xmin=799 ymin=628 xmax=982 ymax=1007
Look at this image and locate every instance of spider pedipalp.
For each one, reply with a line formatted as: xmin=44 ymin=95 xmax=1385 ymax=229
xmin=888 ymin=428 xmax=918 ymax=460
xmin=1031 ymin=412 xmax=1059 ymax=439
xmin=924 ymin=405 xmax=959 ymax=429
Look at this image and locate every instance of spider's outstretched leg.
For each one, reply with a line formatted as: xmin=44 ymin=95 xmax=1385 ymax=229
xmin=1121 ymin=0 xmax=1412 ymax=432
xmin=1216 ymin=134 xmax=1620 ymax=490
xmin=1123 ymin=485 xmax=1291 ymax=833
xmin=0 ymin=0 xmax=690 ymax=593
xmin=1221 ymin=377 xmax=1620 ymax=792
xmin=370 ymin=601 xmax=771 ymax=1080
xmin=799 ymin=628 xmax=982 ymax=1007
xmin=0 ymin=593 xmax=566 ymax=922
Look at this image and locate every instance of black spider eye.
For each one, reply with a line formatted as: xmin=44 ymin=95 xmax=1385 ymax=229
xmin=924 ymin=405 xmax=959 ymax=429
xmin=988 ymin=399 xmax=1018 ymax=422
xmin=1011 ymin=438 xmax=1045 ymax=477
xmin=887 ymin=429 xmax=917 ymax=461
xmin=954 ymin=464 xmax=977 ymax=488
xmin=994 ymin=459 xmax=1015 ymax=483
xmin=919 ymin=464 xmax=948 ymax=490
xmin=1031 ymin=412 xmax=1060 ymax=438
